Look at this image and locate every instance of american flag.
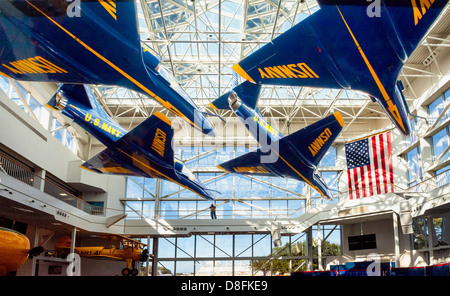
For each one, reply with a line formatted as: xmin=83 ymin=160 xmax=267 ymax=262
xmin=345 ymin=131 xmax=394 ymax=199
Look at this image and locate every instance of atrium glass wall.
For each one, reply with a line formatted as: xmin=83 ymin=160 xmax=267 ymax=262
xmin=124 ymin=145 xmax=339 ymax=220
xmin=143 ymin=224 xmax=341 ymax=276
xmin=405 ymin=87 xmax=450 ymax=255
xmin=0 ymin=77 xmax=77 ymax=154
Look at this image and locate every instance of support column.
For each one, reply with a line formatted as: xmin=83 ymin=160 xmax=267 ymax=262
xmin=306 ymin=227 xmax=313 ymax=271
xmin=392 ymin=213 xmax=400 ymax=267
xmin=31 ymin=227 xmax=40 ymax=276
xmin=145 ymin=235 xmax=151 ymax=276
xmin=70 ymin=227 xmax=77 ymax=255
xmin=427 ymin=217 xmax=434 ymax=265
xmin=317 ymin=224 xmax=323 ymax=271
xmin=33 ymin=168 xmax=46 ymax=192
xmin=154 ymin=179 xmax=161 ymax=220
xmin=152 ymin=237 xmax=159 ymax=276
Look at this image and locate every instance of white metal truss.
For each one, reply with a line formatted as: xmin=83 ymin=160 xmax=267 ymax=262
xmin=90 ymin=0 xmax=449 ymax=141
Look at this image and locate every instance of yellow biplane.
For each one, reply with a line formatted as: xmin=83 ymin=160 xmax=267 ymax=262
xmin=55 ymin=234 xmax=149 ymax=276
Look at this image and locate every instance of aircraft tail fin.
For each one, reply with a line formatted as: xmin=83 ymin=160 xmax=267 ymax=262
xmin=122 ymin=111 xmax=174 ymax=164
xmin=82 ymin=111 xmax=175 ymax=174
xmin=287 ymin=112 xmax=344 ymax=167
xmin=210 ymin=81 xmax=261 ymax=111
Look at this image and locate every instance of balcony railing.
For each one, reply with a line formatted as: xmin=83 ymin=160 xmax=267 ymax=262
xmin=0 ymin=152 xmax=104 ymax=215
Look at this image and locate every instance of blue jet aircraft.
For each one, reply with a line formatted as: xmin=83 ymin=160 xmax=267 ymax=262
xmin=47 ymin=83 xmax=214 ymax=200
xmin=210 ymin=80 xmax=343 ymax=199
xmin=231 ymin=0 xmax=448 ymax=136
xmin=0 ymin=0 xmax=215 ymax=135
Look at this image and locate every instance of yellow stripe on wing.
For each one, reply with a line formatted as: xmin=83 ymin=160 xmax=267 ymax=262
xmin=25 ymin=1 xmax=202 ymax=131
xmin=275 ymin=152 xmax=325 ymax=197
xmin=336 ymin=6 xmax=406 ymax=134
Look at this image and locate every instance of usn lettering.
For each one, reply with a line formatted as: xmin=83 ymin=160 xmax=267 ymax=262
xmin=151 ymin=128 xmax=167 ymax=157
xmin=2 ymin=56 xmax=68 ymax=75
xmin=258 ymin=63 xmax=319 ymax=80
xmin=308 ymin=128 xmax=332 ymax=157
xmin=411 ymin=0 xmax=436 ymax=26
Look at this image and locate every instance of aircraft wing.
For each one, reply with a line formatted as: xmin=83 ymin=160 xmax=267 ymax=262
xmin=0 ymin=0 xmax=153 ymax=88
xmin=233 ymin=0 xmax=448 ymax=136
xmin=218 ymin=112 xmax=344 ymax=199
xmin=235 ymin=0 xmax=447 ymax=87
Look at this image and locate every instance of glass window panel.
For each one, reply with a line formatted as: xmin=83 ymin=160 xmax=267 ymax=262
xmin=214 ymin=235 xmax=233 ymax=258
xmin=271 ymin=199 xmax=287 ymax=216
xmin=126 ymin=177 xmax=144 ymax=198
xmin=234 ymin=175 xmax=251 ymax=198
xmin=235 ymin=235 xmax=252 ymax=257
xmin=198 ymin=173 xmax=216 ymax=192
xmin=125 ymin=201 xmax=142 ymax=219
xmin=158 ymin=261 xmax=174 ymax=276
xmin=235 ymin=260 xmax=252 ymax=276
xmin=221 ymin=201 xmax=233 ymax=219
xmin=176 ymin=236 xmax=195 ymax=259
xmin=182 ymin=146 xmax=199 ymax=167
xmin=253 ymin=234 xmax=271 ymax=256
xmin=196 ymin=235 xmax=214 ymax=258
xmin=176 ymin=261 xmax=194 ymax=276
xmin=319 ymin=148 xmax=336 ymax=167
xmin=213 ymin=261 xmax=233 ymax=276
xmin=197 ymin=200 xmax=213 ymax=219
xmin=161 ymin=179 xmax=180 ymax=198
xmin=251 ymin=200 xmax=269 ymax=218
xmin=65 ymin=131 xmax=75 ymax=152
xmin=270 ymin=186 xmax=287 ymax=198
xmin=216 ymin=146 xmax=235 ymax=163
xmin=143 ymin=178 xmax=156 ymax=198
xmin=160 ymin=201 xmax=178 ymax=219
xmin=234 ymin=201 xmax=252 ymax=219
xmin=270 ymin=177 xmax=287 ymax=198
xmin=142 ymin=201 xmax=155 ymax=219
xmin=178 ymin=201 xmax=197 ymax=219
xmin=432 ymin=128 xmax=449 ymax=162
xmin=0 ymin=76 xmax=10 ymax=94
xmin=159 ymin=238 xmax=176 ymax=258
xmin=196 ymin=260 xmax=214 ymax=276
xmin=436 ymin=164 xmax=450 ymax=187
xmin=288 ymin=200 xmax=305 ymax=217
xmin=406 ymin=147 xmax=422 ymax=183
xmin=235 ymin=146 xmax=250 ymax=157
xmin=251 ymin=178 xmax=269 ymax=197
xmin=321 ymin=171 xmax=339 ymax=192
xmin=198 ymin=147 xmax=216 ymax=167
xmin=429 ymin=96 xmax=445 ymax=125
xmin=52 ymin=118 xmax=65 ymax=142
xmin=287 ymin=179 xmax=304 ymax=197
xmin=216 ymin=174 xmax=233 ymax=198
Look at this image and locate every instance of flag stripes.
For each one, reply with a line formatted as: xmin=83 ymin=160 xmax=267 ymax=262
xmin=345 ymin=131 xmax=393 ymax=199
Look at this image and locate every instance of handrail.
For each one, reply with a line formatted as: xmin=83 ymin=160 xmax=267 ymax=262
xmin=0 ymin=152 xmax=105 ymax=215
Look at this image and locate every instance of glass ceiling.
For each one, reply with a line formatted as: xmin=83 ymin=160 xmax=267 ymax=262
xmin=92 ymin=0 xmax=449 ymax=137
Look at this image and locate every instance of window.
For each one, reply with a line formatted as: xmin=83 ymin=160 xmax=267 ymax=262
xmin=436 ymin=164 xmax=450 ymax=187
xmin=124 ymin=145 xmax=339 ymax=220
xmin=431 ymin=127 xmax=449 ymax=163
xmin=428 ymin=93 xmax=449 ymax=125
xmin=405 ymin=146 xmax=422 ymax=186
